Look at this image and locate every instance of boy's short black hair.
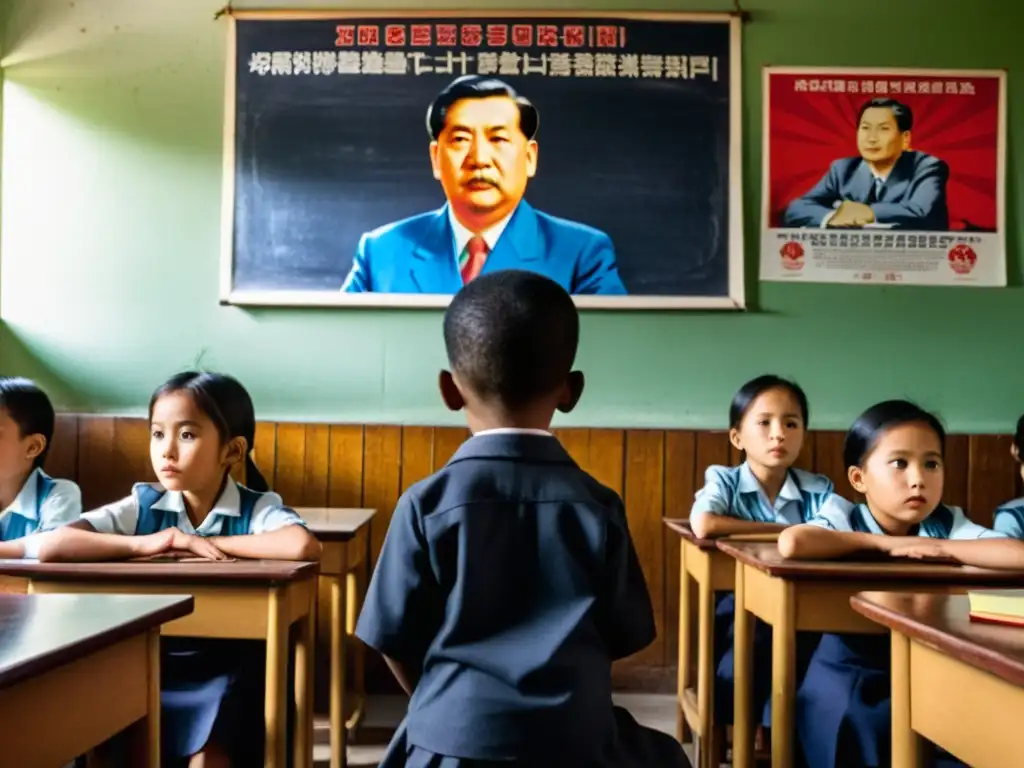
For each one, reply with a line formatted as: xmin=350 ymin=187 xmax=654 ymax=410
xmin=443 ymin=270 xmax=579 ymax=409
xmin=0 ymin=377 xmax=55 ymax=469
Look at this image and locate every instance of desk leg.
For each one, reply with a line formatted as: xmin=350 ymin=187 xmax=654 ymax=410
xmin=294 ymin=584 xmax=316 ymax=768
xmin=891 ymin=631 xmax=921 ymax=768
xmin=265 ymin=586 xmax=288 ymax=768
xmin=346 ymin=569 xmax=366 ymax=731
xmin=732 ymin=561 xmax=753 ymax=768
xmin=328 ymin=574 xmax=349 ymax=768
xmin=696 ymin=571 xmax=716 ymax=768
xmin=677 ymin=541 xmax=691 ymax=744
xmin=675 ymin=540 xmax=692 ymax=745
xmin=147 ymin=629 xmax=161 ymax=768
xmin=771 ymin=581 xmax=795 ymax=768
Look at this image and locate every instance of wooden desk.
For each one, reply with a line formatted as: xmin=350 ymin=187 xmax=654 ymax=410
xmin=297 ymin=506 xmax=376 ymax=768
xmin=0 ymin=559 xmax=317 ymax=768
xmin=0 ymin=592 xmax=193 ymax=767
xmin=664 ymin=520 xmax=779 ymax=768
xmin=717 ymin=542 xmax=1024 ymax=768
xmin=852 ymin=591 xmax=1024 ymax=768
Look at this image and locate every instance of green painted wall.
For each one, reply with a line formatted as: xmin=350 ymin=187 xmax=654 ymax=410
xmin=0 ymin=0 xmax=1021 ymax=431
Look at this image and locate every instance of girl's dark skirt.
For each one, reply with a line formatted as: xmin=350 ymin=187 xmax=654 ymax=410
xmin=797 ymin=633 xmax=967 ymax=768
xmin=714 ymin=592 xmax=820 ymax=729
xmin=160 ymin=637 xmax=266 ymax=766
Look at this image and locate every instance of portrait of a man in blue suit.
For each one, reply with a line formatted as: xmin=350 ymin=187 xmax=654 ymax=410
xmin=341 ymin=75 xmax=627 ymax=295
xmin=782 ymin=98 xmax=949 ymax=231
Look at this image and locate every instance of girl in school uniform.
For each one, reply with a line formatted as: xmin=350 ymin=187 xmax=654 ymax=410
xmin=0 ymin=376 xmax=81 ymax=558
xmin=38 ymin=371 xmax=322 ymax=768
xmin=992 ymin=413 xmax=1024 ymax=538
xmin=689 ymin=374 xmax=833 ymax=730
xmin=778 ymin=399 xmax=1024 ymax=768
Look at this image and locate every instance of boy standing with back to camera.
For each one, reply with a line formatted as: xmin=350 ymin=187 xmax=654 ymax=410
xmin=356 ymin=270 xmax=689 ymax=767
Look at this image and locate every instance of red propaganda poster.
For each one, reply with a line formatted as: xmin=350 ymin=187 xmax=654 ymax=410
xmin=759 ymin=66 xmax=1006 ymax=287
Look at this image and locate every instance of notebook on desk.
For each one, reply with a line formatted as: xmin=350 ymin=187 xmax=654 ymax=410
xmin=968 ymin=589 xmax=1024 ymax=627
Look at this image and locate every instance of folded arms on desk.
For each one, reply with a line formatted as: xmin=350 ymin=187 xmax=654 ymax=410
xmin=778 ymin=525 xmax=1024 ymax=570
xmin=690 ymin=513 xmax=788 ymax=540
xmin=35 ymin=521 xmax=322 ymax=563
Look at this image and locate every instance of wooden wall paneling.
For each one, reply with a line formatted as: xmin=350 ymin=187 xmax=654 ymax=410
xmin=400 ymin=427 xmax=434 ymax=492
xmin=813 ymin=431 xmax=854 ymax=499
xmin=112 ymin=418 xmax=154 ymax=497
xmin=693 ymin=431 xmax=730 ymax=494
xmin=618 ymin=430 xmax=666 ymax=675
xmin=552 ymin=428 xmax=590 ymax=468
xmin=300 ymin=424 xmax=330 ymax=507
xmin=793 ymin=431 xmax=816 ymax=473
xmin=319 ymin=424 xmax=366 ymax=709
xmin=587 ymin=429 xmax=624 ymax=495
xmin=327 ymin=425 xmax=364 ymax=508
xmin=728 ymin=442 xmax=743 ymax=466
xmin=361 ymin=425 xmax=403 ymax=693
xmin=76 ymin=417 xmax=118 ymax=510
xmin=361 ymin=424 xmax=437 ymax=694
xmin=432 ymin=427 xmax=469 ymax=471
xmin=967 ymin=435 xmax=1017 ymax=527
xmin=363 ymin=426 xmax=403 ymax=566
xmin=942 ymin=435 xmax=970 ymax=512
xmin=662 ymin=430 xmax=696 ymax=668
xmin=252 ymin=421 xmax=278 ymax=489
xmin=300 ymin=424 xmax=338 ymax=713
xmin=45 ymin=415 xmax=79 ymax=483
xmin=273 ymin=423 xmax=307 ymax=505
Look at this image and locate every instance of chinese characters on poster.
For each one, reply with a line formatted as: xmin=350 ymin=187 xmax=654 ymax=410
xmin=760 ymin=66 xmax=1006 ymax=287
xmin=222 ymin=13 xmax=743 ymax=309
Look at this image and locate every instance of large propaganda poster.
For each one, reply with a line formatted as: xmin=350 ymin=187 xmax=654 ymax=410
xmin=220 ymin=11 xmax=744 ymax=309
xmin=760 ymin=66 xmax=1006 ymax=287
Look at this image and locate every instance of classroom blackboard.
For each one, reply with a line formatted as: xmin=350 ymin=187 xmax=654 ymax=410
xmin=221 ymin=11 xmax=745 ymax=309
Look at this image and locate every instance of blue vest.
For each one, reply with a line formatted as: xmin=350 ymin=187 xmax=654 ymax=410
xmin=133 ymin=483 xmax=256 ymax=537
xmin=2 ymin=472 xmax=56 ymax=541
xmin=919 ymin=504 xmax=955 ymax=538
xmin=784 ymin=470 xmax=824 ymax=523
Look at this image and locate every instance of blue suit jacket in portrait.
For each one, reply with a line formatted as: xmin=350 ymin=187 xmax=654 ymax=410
xmin=341 ymin=201 xmax=627 ymax=295
xmin=782 ymin=150 xmax=949 ymax=231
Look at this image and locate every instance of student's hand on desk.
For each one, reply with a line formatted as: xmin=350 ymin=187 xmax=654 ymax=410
xmin=871 ymin=535 xmax=928 ymax=554
xmin=888 ymin=541 xmax=957 ymax=563
xmin=135 ymin=528 xmax=230 ymax=561
xmin=170 ymin=530 xmax=230 ymax=561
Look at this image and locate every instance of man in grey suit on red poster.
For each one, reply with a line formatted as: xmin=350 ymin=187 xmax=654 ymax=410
xmin=783 ymin=97 xmax=949 ymax=231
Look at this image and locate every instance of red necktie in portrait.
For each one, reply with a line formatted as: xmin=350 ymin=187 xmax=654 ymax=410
xmin=461 ymin=235 xmax=489 ymax=284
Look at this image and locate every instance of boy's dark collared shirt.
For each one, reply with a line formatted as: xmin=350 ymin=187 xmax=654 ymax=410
xmin=356 ymin=431 xmax=655 ymax=761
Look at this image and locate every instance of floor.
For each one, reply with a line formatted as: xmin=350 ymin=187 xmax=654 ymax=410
xmin=312 ymin=693 xmax=689 ymax=766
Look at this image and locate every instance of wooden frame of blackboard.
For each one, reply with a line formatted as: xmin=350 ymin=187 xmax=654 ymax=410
xmin=219 ymin=9 xmax=746 ymax=310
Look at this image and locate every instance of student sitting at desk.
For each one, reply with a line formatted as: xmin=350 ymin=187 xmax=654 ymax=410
xmin=689 ymin=375 xmax=832 ymax=731
xmin=36 ymin=371 xmax=322 ymax=768
xmin=993 ymin=412 xmax=1024 ymax=539
xmin=356 ymin=270 xmax=690 ymax=768
xmin=778 ymin=400 xmax=1024 ymax=768
xmin=0 ymin=376 xmax=81 ymax=558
